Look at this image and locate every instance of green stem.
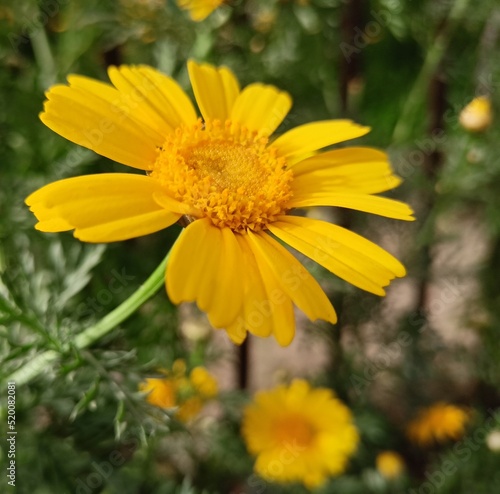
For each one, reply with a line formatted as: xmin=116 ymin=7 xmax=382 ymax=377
xmin=30 ymin=16 xmax=57 ymax=88
xmin=4 ymin=253 xmax=170 ymax=388
xmin=391 ymin=0 xmax=472 ymax=143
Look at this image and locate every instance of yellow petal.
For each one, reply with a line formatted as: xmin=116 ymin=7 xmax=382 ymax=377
xmin=230 ymin=83 xmax=292 ymax=137
xmin=268 ymin=215 xmax=406 ymax=296
xmin=65 ymin=74 xmax=124 ymax=108
xmin=293 ymin=169 xmax=401 ymax=196
xmin=75 ymin=209 xmax=179 ymax=242
xmin=292 ymin=147 xmax=387 ymax=172
xmin=213 ymin=227 xmax=245 ymax=326
xmin=167 ymin=219 xmax=215 ymax=304
xmin=26 ymin=173 xmax=156 ymax=208
xmin=177 ymin=0 xmax=223 ymax=21
xmin=224 ymin=321 xmax=248 ymax=344
xmin=246 ymin=231 xmax=337 ymax=325
xmin=68 ymin=73 xmax=164 ymax=143
xmin=233 ymin=235 xmax=274 ymax=338
xmin=166 ymin=219 xmax=244 ymax=328
xmin=272 ymin=120 xmax=370 ymax=160
xmin=291 ymin=147 xmax=402 ymax=194
xmin=188 ymin=60 xmax=240 ymax=122
xmin=153 ymin=191 xmax=201 ymax=216
xmin=135 ymin=65 xmax=198 ymax=127
xmin=41 ymin=83 xmax=160 ymax=170
xmin=289 ymin=191 xmax=415 ymax=221
xmin=107 ymin=65 xmax=197 ymax=136
xmin=243 ymin=233 xmax=296 ymax=346
xmin=26 ymin=174 xmax=179 ymax=242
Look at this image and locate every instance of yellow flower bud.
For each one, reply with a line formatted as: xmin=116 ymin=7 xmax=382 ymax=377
xmin=486 ymin=429 xmax=500 ymax=453
xmin=459 ymin=96 xmax=493 ymax=132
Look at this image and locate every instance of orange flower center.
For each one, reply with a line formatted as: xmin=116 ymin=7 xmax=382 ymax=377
xmin=151 ymin=119 xmax=293 ymax=233
xmin=274 ymin=414 xmax=315 ymax=449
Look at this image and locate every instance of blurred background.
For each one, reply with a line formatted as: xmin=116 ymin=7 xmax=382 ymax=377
xmin=1 ymin=0 xmax=500 ymax=492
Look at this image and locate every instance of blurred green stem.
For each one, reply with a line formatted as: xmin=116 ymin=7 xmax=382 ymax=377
xmin=392 ymin=0 xmax=472 ymax=143
xmin=30 ymin=18 xmax=57 ymax=88
xmin=4 ymin=253 xmax=170 ymax=388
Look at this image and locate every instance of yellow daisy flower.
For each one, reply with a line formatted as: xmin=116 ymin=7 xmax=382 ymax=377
xmin=176 ymin=0 xmax=224 ymax=21
xmin=407 ymin=402 xmax=470 ymax=447
xmin=376 ymin=451 xmax=405 ymax=479
xmin=139 ymin=359 xmax=218 ymax=422
xmin=26 ymin=61 xmax=414 ymax=346
xmin=241 ymin=379 xmax=359 ymax=488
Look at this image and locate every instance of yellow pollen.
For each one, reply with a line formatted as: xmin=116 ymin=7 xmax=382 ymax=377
xmin=274 ymin=414 xmax=315 ymax=449
xmin=151 ymin=119 xmax=293 ymax=233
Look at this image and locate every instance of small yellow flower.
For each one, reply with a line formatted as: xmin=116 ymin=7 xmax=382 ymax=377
xmin=139 ymin=359 xmax=218 ymax=422
xmin=459 ymin=96 xmax=493 ymax=132
xmin=407 ymin=402 xmax=470 ymax=447
xmin=376 ymin=451 xmax=405 ymax=479
xmin=176 ymin=0 xmax=224 ymax=21
xmin=241 ymin=379 xmax=359 ymax=488
xmin=190 ymin=366 xmax=218 ymax=398
xmin=139 ymin=377 xmax=176 ymax=409
xmin=26 ymin=61 xmax=414 ymax=346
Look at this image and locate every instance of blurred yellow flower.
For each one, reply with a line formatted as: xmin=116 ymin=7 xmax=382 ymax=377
xmin=176 ymin=0 xmax=224 ymax=20
xmin=27 ymin=61 xmax=413 ymax=347
xmin=376 ymin=451 xmax=405 ymax=479
xmin=241 ymin=379 xmax=359 ymax=488
xmin=459 ymin=96 xmax=493 ymax=132
xmin=139 ymin=359 xmax=218 ymax=422
xmin=190 ymin=366 xmax=218 ymax=398
xmin=140 ymin=376 xmax=177 ymax=409
xmin=407 ymin=402 xmax=470 ymax=447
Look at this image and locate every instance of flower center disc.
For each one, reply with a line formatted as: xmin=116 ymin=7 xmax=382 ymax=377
xmin=151 ymin=119 xmax=293 ymax=233
xmin=274 ymin=414 xmax=315 ymax=449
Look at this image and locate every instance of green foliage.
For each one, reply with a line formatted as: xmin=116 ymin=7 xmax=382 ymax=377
xmin=2 ymin=0 xmax=500 ymax=493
